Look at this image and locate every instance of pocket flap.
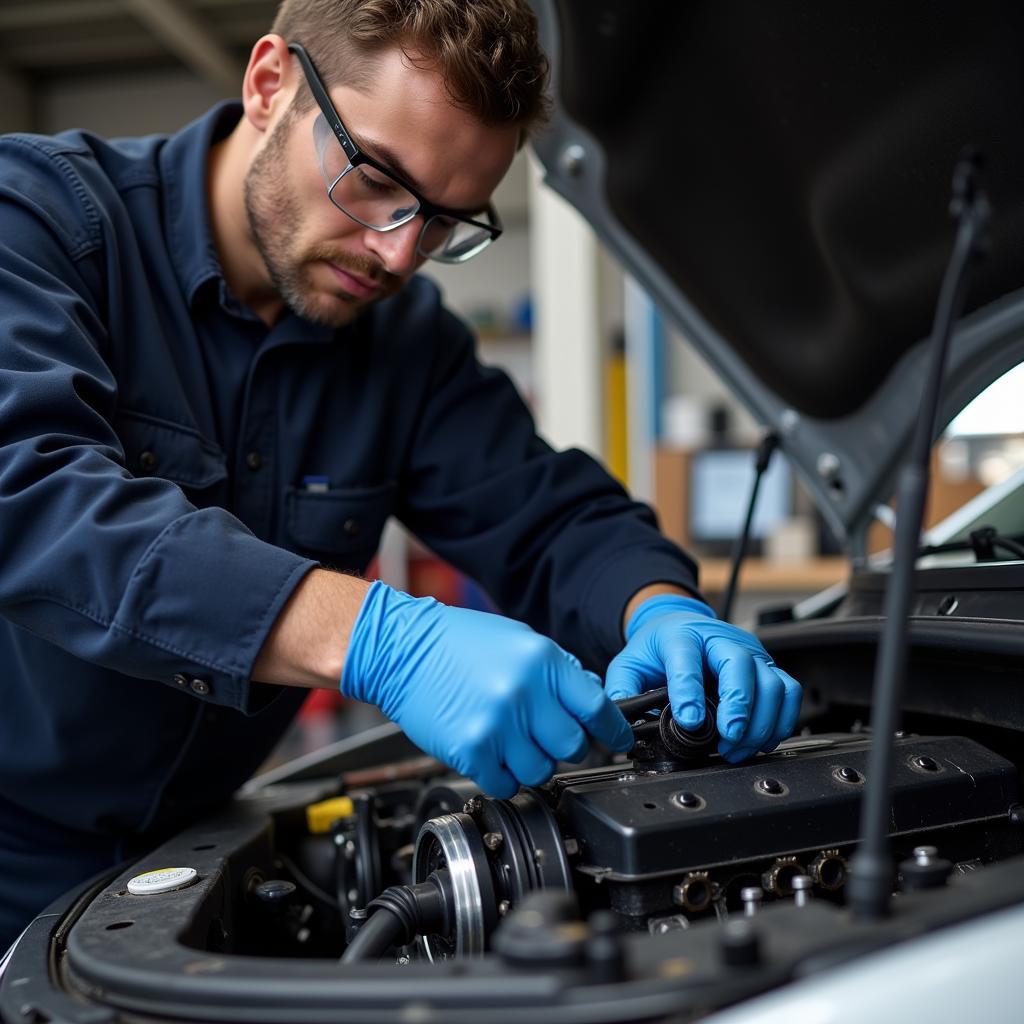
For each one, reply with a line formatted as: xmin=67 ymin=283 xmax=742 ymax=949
xmin=114 ymin=409 xmax=227 ymax=489
xmin=286 ymin=480 xmax=396 ymax=555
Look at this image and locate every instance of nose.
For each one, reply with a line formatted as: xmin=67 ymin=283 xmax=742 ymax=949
xmin=362 ymin=217 xmax=423 ymax=277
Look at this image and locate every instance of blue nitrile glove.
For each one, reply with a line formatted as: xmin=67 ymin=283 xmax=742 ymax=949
xmin=605 ymin=595 xmax=802 ymax=763
xmin=341 ymin=581 xmax=635 ymax=797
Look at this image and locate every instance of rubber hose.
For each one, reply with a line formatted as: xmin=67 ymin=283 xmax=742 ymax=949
xmin=340 ymin=906 xmax=407 ymax=963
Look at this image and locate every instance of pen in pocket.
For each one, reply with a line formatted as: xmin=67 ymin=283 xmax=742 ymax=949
xmin=301 ymin=475 xmax=330 ymax=493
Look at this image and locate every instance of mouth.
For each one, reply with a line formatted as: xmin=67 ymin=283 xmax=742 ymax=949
xmin=326 ymin=262 xmax=381 ymax=299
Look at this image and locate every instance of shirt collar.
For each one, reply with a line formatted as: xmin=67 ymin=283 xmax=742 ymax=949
xmin=160 ymin=100 xmax=242 ymax=310
xmin=159 ymin=101 xmax=352 ymax=345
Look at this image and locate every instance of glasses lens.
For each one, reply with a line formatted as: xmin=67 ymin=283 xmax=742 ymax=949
xmin=333 ymin=164 xmax=420 ymax=229
xmin=312 ymin=115 xmax=497 ymax=262
xmin=419 ymin=214 xmax=496 ymax=263
xmin=313 ymin=113 xmax=347 ymax=186
xmin=313 ymin=115 xmax=418 ymax=230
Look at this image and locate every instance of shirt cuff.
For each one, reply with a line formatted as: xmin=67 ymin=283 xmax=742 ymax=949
xmin=111 ymin=507 xmax=318 ymax=713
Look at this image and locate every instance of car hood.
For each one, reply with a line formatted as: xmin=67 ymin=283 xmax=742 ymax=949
xmin=529 ymin=0 xmax=1024 ymax=549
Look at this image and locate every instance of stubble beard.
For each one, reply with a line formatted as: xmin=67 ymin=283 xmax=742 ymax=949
xmin=242 ymin=108 xmax=396 ymax=327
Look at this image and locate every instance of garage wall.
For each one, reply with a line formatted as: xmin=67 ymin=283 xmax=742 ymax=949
xmin=38 ymin=69 xmax=226 ymax=136
xmin=0 ymin=68 xmax=32 ymax=134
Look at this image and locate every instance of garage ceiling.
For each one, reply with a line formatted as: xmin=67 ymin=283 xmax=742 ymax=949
xmin=0 ymin=0 xmax=281 ymax=92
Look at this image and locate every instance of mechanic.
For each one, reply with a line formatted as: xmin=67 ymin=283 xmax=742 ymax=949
xmin=0 ymin=0 xmax=801 ymax=950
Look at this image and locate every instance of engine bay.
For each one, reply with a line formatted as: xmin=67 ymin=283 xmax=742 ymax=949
xmin=330 ymin=726 xmax=1020 ymax=962
xmin=17 ymin=682 xmax=1019 ymax=1024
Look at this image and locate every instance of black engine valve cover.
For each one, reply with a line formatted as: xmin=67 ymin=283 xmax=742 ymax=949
xmin=552 ymin=733 xmax=1016 ymax=882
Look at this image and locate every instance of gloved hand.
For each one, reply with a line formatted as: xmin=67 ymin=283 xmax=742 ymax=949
xmin=341 ymin=580 xmax=635 ymax=797
xmin=605 ymin=595 xmax=802 ymax=763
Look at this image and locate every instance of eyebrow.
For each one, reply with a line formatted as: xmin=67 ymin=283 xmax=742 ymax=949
xmin=352 ymin=130 xmax=490 ymax=219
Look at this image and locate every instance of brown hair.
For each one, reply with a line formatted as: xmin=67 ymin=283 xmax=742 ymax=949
xmin=271 ymin=0 xmax=551 ymax=138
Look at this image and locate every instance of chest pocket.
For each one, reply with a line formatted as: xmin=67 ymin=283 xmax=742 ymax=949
xmin=114 ymin=409 xmax=228 ymax=508
xmin=285 ymin=480 xmax=396 ymax=573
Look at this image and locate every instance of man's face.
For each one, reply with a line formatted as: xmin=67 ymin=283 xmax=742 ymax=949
xmin=243 ymin=46 xmax=519 ymax=327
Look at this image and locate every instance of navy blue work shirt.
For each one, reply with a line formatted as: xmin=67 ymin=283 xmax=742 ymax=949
xmin=0 ymin=103 xmax=699 ymax=942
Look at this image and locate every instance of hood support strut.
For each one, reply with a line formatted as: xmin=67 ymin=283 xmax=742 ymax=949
xmin=847 ymin=152 xmax=990 ymax=919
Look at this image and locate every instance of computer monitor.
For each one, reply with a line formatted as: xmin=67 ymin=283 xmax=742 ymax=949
xmin=688 ymin=448 xmax=794 ymax=553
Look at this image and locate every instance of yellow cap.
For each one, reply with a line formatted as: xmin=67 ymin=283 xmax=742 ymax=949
xmin=305 ymin=796 xmax=355 ymax=834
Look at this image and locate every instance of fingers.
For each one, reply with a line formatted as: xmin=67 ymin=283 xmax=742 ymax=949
xmin=555 ymin=656 xmax=612 ymax=759
xmin=660 ymin=629 xmax=707 ymax=728
xmin=504 ymin=740 xmax=557 ymax=788
xmin=719 ymin=659 xmax=785 ymax=763
xmin=471 ymin=761 xmax=519 ymax=799
xmin=762 ymin=667 xmax=803 ymax=752
xmin=604 ymin=648 xmax=659 ymax=701
xmin=557 ymin=666 xmax=634 ymax=752
xmin=529 ymin=705 xmax=590 ymax=763
xmin=713 ymin=651 xmax=756 ymax=746
xmin=452 ymin=721 xmax=519 ymax=797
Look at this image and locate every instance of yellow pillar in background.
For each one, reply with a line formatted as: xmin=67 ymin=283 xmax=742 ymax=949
xmin=605 ymin=340 xmax=629 ymax=486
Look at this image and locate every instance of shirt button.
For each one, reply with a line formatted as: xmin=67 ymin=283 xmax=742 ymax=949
xmin=190 ymin=678 xmax=211 ymax=696
xmin=245 ymin=451 xmax=263 ymax=471
xmin=343 ymin=518 xmax=360 ymax=537
xmin=139 ymin=451 xmax=158 ymax=473
xmin=172 ymin=673 xmax=189 ymax=688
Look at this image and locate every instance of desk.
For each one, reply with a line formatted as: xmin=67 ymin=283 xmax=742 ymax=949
xmin=698 ymin=556 xmax=848 ymax=593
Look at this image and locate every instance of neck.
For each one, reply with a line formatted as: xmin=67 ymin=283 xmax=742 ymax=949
xmin=207 ymin=122 xmax=285 ymax=326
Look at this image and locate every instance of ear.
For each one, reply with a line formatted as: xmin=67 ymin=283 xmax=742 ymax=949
xmin=242 ymin=34 xmax=296 ymax=133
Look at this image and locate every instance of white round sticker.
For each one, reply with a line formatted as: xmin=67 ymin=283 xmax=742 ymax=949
xmin=127 ymin=866 xmax=198 ymax=896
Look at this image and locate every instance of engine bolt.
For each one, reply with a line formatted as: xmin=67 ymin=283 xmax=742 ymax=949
xmin=674 ymin=791 xmax=704 ymax=810
xmin=792 ymin=875 xmax=813 ymax=907
xmin=498 ymin=899 xmax=511 ymax=916
xmin=755 ymin=778 xmax=785 ymax=796
xmin=836 ymin=766 xmax=863 ymax=784
xmin=740 ymin=886 xmax=763 ymax=917
xmin=911 ymin=755 xmax=940 ymax=772
xmin=651 ymin=915 xmax=688 ymax=934
xmin=463 ymin=797 xmax=483 ymax=814
xmin=483 ymin=832 xmax=504 ymax=852
xmin=900 ymin=845 xmax=952 ymax=891
xmin=563 ymin=838 xmax=580 ymax=856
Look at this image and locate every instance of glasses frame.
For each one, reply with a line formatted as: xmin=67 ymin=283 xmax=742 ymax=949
xmin=287 ymin=43 xmax=503 ymax=261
